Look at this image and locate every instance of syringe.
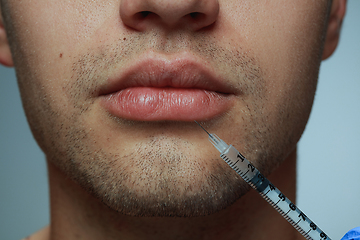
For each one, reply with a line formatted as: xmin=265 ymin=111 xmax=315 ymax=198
xmin=195 ymin=121 xmax=331 ymax=240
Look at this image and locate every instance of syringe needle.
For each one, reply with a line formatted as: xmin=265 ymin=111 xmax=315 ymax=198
xmin=194 ymin=121 xmax=230 ymax=153
xmin=194 ymin=121 xmax=211 ymax=136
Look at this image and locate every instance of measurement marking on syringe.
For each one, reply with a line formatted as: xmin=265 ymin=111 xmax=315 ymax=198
xmin=230 ymin=160 xmax=240 ymax=168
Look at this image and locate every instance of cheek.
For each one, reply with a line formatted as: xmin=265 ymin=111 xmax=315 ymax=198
xmin=225 ymin=1 xmax=327 ymax=125
xmin=7 ymin=0 xmax=121 ymax=81
xmin=4 ymin=0 xmax=118 ymax=148
xmin=214 ymin=1 xmax=329 ymax=166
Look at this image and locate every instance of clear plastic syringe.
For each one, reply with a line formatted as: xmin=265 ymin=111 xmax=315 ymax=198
xmin=195 ymin=121 xmax=331 ymax=240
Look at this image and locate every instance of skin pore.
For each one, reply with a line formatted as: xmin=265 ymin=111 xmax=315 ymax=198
xmin=0 ymin=0 xmax=346 ymax=239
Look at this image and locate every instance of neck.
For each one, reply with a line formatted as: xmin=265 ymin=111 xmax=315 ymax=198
xmin=46 ymin=149 xmax=301 ymax=240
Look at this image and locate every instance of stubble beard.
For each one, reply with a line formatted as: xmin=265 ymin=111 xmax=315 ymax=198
xmin=23 ymin=32 xmax=282 ymax=217
xmin=56 ymin=132 xmax=248 ymax=217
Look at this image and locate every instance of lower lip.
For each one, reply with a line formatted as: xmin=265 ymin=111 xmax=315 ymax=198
xmin=101 ymin=87 xmax=233 ymax=121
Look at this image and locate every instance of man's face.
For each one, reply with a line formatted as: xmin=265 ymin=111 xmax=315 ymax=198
xmin=1 ymin=0 xmax=331 ymax=216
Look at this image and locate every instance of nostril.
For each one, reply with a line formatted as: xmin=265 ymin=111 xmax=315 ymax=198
xmin=140 ymin=11 xmax=151 ymax=18
xmin=120 ymin=0 xmax=219 ymax=31
xmin=133 ymin=11 xmax=152 ymax=20
xmin=190 ymin=12 xmax=200 ymax=19
xmin=189 ymin=12 xmax=207 ymax=25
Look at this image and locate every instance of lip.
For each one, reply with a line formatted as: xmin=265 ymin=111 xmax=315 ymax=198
xmin=100 ymin=52 xmax=237 ymax=121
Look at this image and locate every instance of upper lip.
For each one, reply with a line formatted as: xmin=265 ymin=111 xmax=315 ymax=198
xmin=99 ymin=51 xmax=238 ymax=96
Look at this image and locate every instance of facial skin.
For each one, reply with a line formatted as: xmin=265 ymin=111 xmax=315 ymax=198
xmin=0 ymin=0 xmax=341 ymax=215
xmin=0 ymin=0 xmax=345 ymax=234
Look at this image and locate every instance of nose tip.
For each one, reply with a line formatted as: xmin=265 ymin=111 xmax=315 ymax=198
xmin=120 ymin=0 xmax=219 ymax=31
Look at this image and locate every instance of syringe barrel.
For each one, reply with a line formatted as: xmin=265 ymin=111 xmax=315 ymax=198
xmin=220 ymin=145 xmax=331 ymax=240
xmin=219 ymin=144 xmax=259 ymax=183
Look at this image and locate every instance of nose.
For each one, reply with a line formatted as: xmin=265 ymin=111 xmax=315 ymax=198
xmin=120 ymin=0 xmax=219 ymax=31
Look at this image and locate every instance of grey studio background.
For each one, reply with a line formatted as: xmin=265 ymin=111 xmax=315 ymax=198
xmin=1 ymin=1 xmax=359 ymax=240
